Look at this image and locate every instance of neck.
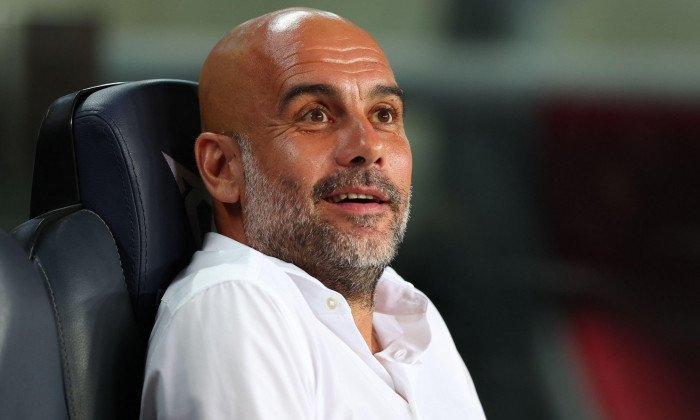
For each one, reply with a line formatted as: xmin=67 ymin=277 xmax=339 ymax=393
xmin=293 ymin=261 xmax=384 ymax=352
xmin=348 ymin=298 xmax=380 ymax=354
xmin=256 ymin=247 xmax=386 ymax=353
xmin=318 ymin=268 xmax=381 ymax=353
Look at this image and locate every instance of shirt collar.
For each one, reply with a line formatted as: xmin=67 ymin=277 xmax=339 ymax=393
xmin=273 ymin=257 xmax=432 ymax=365
xmin=199 ymin=232 xmax=432 ymax=363
xmin=373 ymin=270 xmax=431 ymax=365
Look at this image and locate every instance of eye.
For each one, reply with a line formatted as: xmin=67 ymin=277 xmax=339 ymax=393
xmin=371 ymin=108 xmax=394 ymax=124
xmin=302 ymin=108 xmax=329 ymax=123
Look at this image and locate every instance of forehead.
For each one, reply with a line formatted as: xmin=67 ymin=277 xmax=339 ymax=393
xmin=259 ymin=17 xmax=396 ymax=99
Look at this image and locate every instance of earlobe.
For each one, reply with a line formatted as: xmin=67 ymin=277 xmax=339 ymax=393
xmin=195 ymin=132 xmax=243 ymax=204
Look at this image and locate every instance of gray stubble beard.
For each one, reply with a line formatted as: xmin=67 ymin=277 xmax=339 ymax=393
xmin=236 ymin=136 xmax=410 ymax=307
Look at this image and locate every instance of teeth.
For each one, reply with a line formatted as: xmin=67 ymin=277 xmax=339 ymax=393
xmin=329 ymin=193 xmax=376 ymax=203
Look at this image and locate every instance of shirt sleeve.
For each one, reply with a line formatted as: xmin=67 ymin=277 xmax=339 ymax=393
xmin=140 ymin=280 xmax=316 ymax=420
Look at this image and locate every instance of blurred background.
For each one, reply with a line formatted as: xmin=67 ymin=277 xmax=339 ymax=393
xmin=1 ymin=1 xmax=699 ymax=419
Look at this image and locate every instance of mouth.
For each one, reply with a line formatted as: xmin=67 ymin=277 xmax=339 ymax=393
xmin=321 ymin=188 xmax=392 ymax=217
xmin=325 ymin=192 xmax=386 ymax=205
xmin=313 ymin=169 xmax=401 ymax=214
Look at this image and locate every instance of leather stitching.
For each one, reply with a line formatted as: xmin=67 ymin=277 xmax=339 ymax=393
xmin=75 ymin=116 xmax=140 ymax=300
xmin=84 ymin=209 xmax=129 ymax=293
xmin=35 ymin=257 xmax=75 ymax=419
xmin=90 ymin=112 xmax=148 ymax=307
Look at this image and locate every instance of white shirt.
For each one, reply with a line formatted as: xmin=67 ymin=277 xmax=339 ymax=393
xmin=140 ymin=232 xmax=486 ymax=419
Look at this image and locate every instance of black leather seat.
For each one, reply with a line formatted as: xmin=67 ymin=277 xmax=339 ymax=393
xmin=0 ymin=229 xmax=66 ymax=418
xmin=0 ymin=79 xmax=210 ymax=419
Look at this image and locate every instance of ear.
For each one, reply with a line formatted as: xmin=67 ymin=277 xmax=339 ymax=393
xmin=195 ymin=132 xmax=243 ymax=204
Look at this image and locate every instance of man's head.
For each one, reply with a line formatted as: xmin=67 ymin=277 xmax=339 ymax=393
xmin=195 ymin=8 xmax=412 ymax=304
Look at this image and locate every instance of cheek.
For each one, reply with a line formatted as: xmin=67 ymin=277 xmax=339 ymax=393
xmin=388 ymin=142 xmax=413 ymax=191
xmin=267 ymin=141 xmax=329 ymax=185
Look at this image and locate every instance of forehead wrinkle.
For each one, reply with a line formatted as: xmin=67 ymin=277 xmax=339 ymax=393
xmin=275 ymin=62 xmax=321 ymax=85
xmin=273 ymin=68 xmax=322 ymax=105
xmin=277 ymin=56 xmax=391 ymax=73
xmin=334 ymin=69 xmax=391 ymax=75
xmin=288 ymin=43 xmax=386 ymax=60
xmin=305 ymin=46 xmax=381 ymax=53
xmin=305 ymin=47 xmax=387 ymax=64
xmin=279 ymin=47 xmax=306 ymax=61
xmin=319 ymin=57 xmax=380 ymax=65
xmin=272 ymin=59 xmax=391 ymax=95
xmin=280 ymin=46 xmax=379 ymax=57
xmin=271 ymin=47 xmax=382 ymax=72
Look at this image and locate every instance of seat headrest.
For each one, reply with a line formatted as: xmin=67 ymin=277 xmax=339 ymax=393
xmin=30 ymin=79 xmax=211 ymax=335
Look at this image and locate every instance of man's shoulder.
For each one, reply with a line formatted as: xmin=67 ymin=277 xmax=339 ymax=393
xmin=159 ymin=232 xmax=295 ymax=315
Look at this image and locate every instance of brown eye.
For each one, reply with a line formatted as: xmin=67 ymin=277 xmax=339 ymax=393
xmin=303 ymin=108 xmax=329 ymax=123
xmin=372 ymin=108 xmax=394 ymax=124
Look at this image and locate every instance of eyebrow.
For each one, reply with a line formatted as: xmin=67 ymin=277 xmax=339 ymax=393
xmin=278 ymin=83 xmax=405 ymax=114
xmin=280 ymin=84 xmax=338 ymax=114
xmin=370 ymin=85 xmax=404 ymax=105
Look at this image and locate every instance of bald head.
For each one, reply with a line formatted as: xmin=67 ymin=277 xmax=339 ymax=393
xmin=198 ymin=8 xmax=392 ymax=135
xmin=195 ymin=8 xmax=408 ymax=251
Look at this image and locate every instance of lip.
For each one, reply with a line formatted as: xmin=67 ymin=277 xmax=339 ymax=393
xmin=322 ymin=186 xmax=390 ymax=214
xmin=323 ymin=187 xmax=389 ymax=203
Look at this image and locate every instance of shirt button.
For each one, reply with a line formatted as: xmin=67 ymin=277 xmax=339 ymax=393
xmin=393 ymin=349 xmax=407 ymax=360
xmin=326 ymin=296 xmax=339 ymax=309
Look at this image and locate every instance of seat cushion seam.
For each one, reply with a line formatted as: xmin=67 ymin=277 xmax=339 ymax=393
xmin=35 ymin=257 xmax=75 ymax=419
xmin=76 ymin=117 xmax=140 ymax=296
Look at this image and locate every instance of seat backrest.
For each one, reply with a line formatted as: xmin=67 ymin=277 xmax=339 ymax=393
xmin=0 ymin=229 xmax=66 ymax=419
xmin=11 ymin=207 xmax=143 ymax=419
xmin=5 ymin=79 xmax=210 ymax=419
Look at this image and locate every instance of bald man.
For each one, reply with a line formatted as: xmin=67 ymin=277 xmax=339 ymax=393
xmin=141 ymin=8 xmax=485 ymax=419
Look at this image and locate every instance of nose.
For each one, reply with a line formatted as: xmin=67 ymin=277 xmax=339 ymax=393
xmin=335 ymin=116 xmax=384 ymax=168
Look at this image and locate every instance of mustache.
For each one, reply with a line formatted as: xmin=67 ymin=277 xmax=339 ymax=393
xmin=312 ymin=168 xmax=405 ymax=211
